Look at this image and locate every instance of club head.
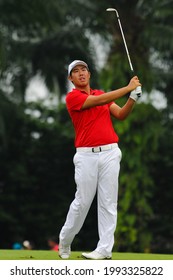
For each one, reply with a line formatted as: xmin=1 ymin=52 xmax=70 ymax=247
xmin=106 ymin=8 xmax=116 ymax=12
xmin=106 ymin=8 xmax=119 ymax=17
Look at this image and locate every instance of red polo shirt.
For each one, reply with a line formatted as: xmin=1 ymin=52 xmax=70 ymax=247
xmin=66 ymin=88 xmax=119 ymax=147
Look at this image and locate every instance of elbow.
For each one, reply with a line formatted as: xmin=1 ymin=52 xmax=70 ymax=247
xmin=117 ymin=113 xmax=126 ymax=121
xmin=119 ymin=117 xmax=126 ymax=121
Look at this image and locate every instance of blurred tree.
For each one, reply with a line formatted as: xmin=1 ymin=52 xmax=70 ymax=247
xmin=112 ymin=103 xmax=163 ymax=252
xmin=1 ymin=0 xmax=173 ymax=100
xmin=148 ymin=109 xmax=173 ymax=253
xmin=97 ymin=0 xmax=173 ymax=253
xmin=0 ymin=102 xmax=75 ymax=249
xmin=0 ymin=0 xmax=173 ymax=253
xmin=0 ymin=0 xmax=99 ymax=103
xmin=99 ymin=0 xmax=173 ymax=93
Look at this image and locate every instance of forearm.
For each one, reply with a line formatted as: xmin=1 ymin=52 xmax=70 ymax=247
xmin=110 ymin=98 xmax=136 ymax=120
xmin=82 ymin=76 xmax=141 ymax=110
xmin=99 ymin=86 xmax=131 ymax=104
xmin=118 ymin=98 xmax=135 ymax=120
xmin=105 ymin=75 xmax=141 ymax=103
xmin=82 ymin=86 xmax=131 ymax=109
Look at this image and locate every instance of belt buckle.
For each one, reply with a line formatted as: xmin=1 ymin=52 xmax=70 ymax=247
xmin=92 ymin=147 xmax=101 ymax=153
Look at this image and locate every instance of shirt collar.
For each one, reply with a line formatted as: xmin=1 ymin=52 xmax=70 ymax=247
xmin=72 ymin=88 xmax=95 ymax=95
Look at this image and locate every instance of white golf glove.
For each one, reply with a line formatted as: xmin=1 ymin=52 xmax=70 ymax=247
xmin=130 ymin=86 xmax=142 ymax=101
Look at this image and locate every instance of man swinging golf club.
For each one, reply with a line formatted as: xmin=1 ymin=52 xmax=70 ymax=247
xmin=58 ymin=59 xmax=142 ymax=260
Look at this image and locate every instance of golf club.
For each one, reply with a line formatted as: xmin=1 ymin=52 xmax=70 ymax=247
xmin=106 ymin=8 xmax=141 ymax=94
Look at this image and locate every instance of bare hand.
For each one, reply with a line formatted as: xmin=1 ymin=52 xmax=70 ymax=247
xmin=127 ymin=76 xmax=141 ymax=91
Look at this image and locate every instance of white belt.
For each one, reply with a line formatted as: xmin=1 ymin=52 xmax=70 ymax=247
xmin=76 ymin=143 xmax=118 ymax=153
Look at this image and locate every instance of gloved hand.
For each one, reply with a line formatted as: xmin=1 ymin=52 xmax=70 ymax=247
xmin=130 ymin=86 xmax=142 ymax=101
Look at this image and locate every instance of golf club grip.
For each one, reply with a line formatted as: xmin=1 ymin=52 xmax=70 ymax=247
xmin=130 ymin=72 xmax=141 ymax=92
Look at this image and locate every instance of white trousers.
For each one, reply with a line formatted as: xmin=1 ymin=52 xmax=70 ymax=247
xmin=59 ymin=145 xmax=122 ymax=256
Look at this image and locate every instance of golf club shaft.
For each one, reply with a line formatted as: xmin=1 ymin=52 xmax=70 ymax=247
xmin=106 ymin=8 xmax=134 ymax=73
xmin=106 ymin=8 xmax=142 ymax=94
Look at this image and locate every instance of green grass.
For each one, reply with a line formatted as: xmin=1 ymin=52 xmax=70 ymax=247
xmin=0 ymin=250 xmax=173 ymax=260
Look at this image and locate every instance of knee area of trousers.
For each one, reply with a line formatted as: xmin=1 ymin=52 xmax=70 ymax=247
xmin=72 ymin=199 xmax=90 ymax=213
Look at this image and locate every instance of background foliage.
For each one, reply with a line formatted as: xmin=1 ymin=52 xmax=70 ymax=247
xmin=0 ymin=0 xmax=173 ymax=253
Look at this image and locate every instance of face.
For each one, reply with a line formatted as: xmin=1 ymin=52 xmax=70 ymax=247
xmin=68 ymin=65 xmax=90 ymax=87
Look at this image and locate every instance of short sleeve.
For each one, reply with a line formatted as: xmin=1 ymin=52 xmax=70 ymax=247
xmin=66 ymin=90 xmax=88 ymax=111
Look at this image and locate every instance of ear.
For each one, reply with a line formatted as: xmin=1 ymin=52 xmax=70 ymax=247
xmin=68 ymin=75 xmax=74 ymax=84
xmin=68 ymin=75 xmax=73 ymax=82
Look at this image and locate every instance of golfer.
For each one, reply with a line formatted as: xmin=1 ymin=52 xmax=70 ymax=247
xmin=59 ymin=60 xmax=142 ymax=259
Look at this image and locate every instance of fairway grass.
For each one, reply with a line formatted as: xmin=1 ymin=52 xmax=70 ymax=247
xmin=0 ymin=250 xmax=173 ymax=260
